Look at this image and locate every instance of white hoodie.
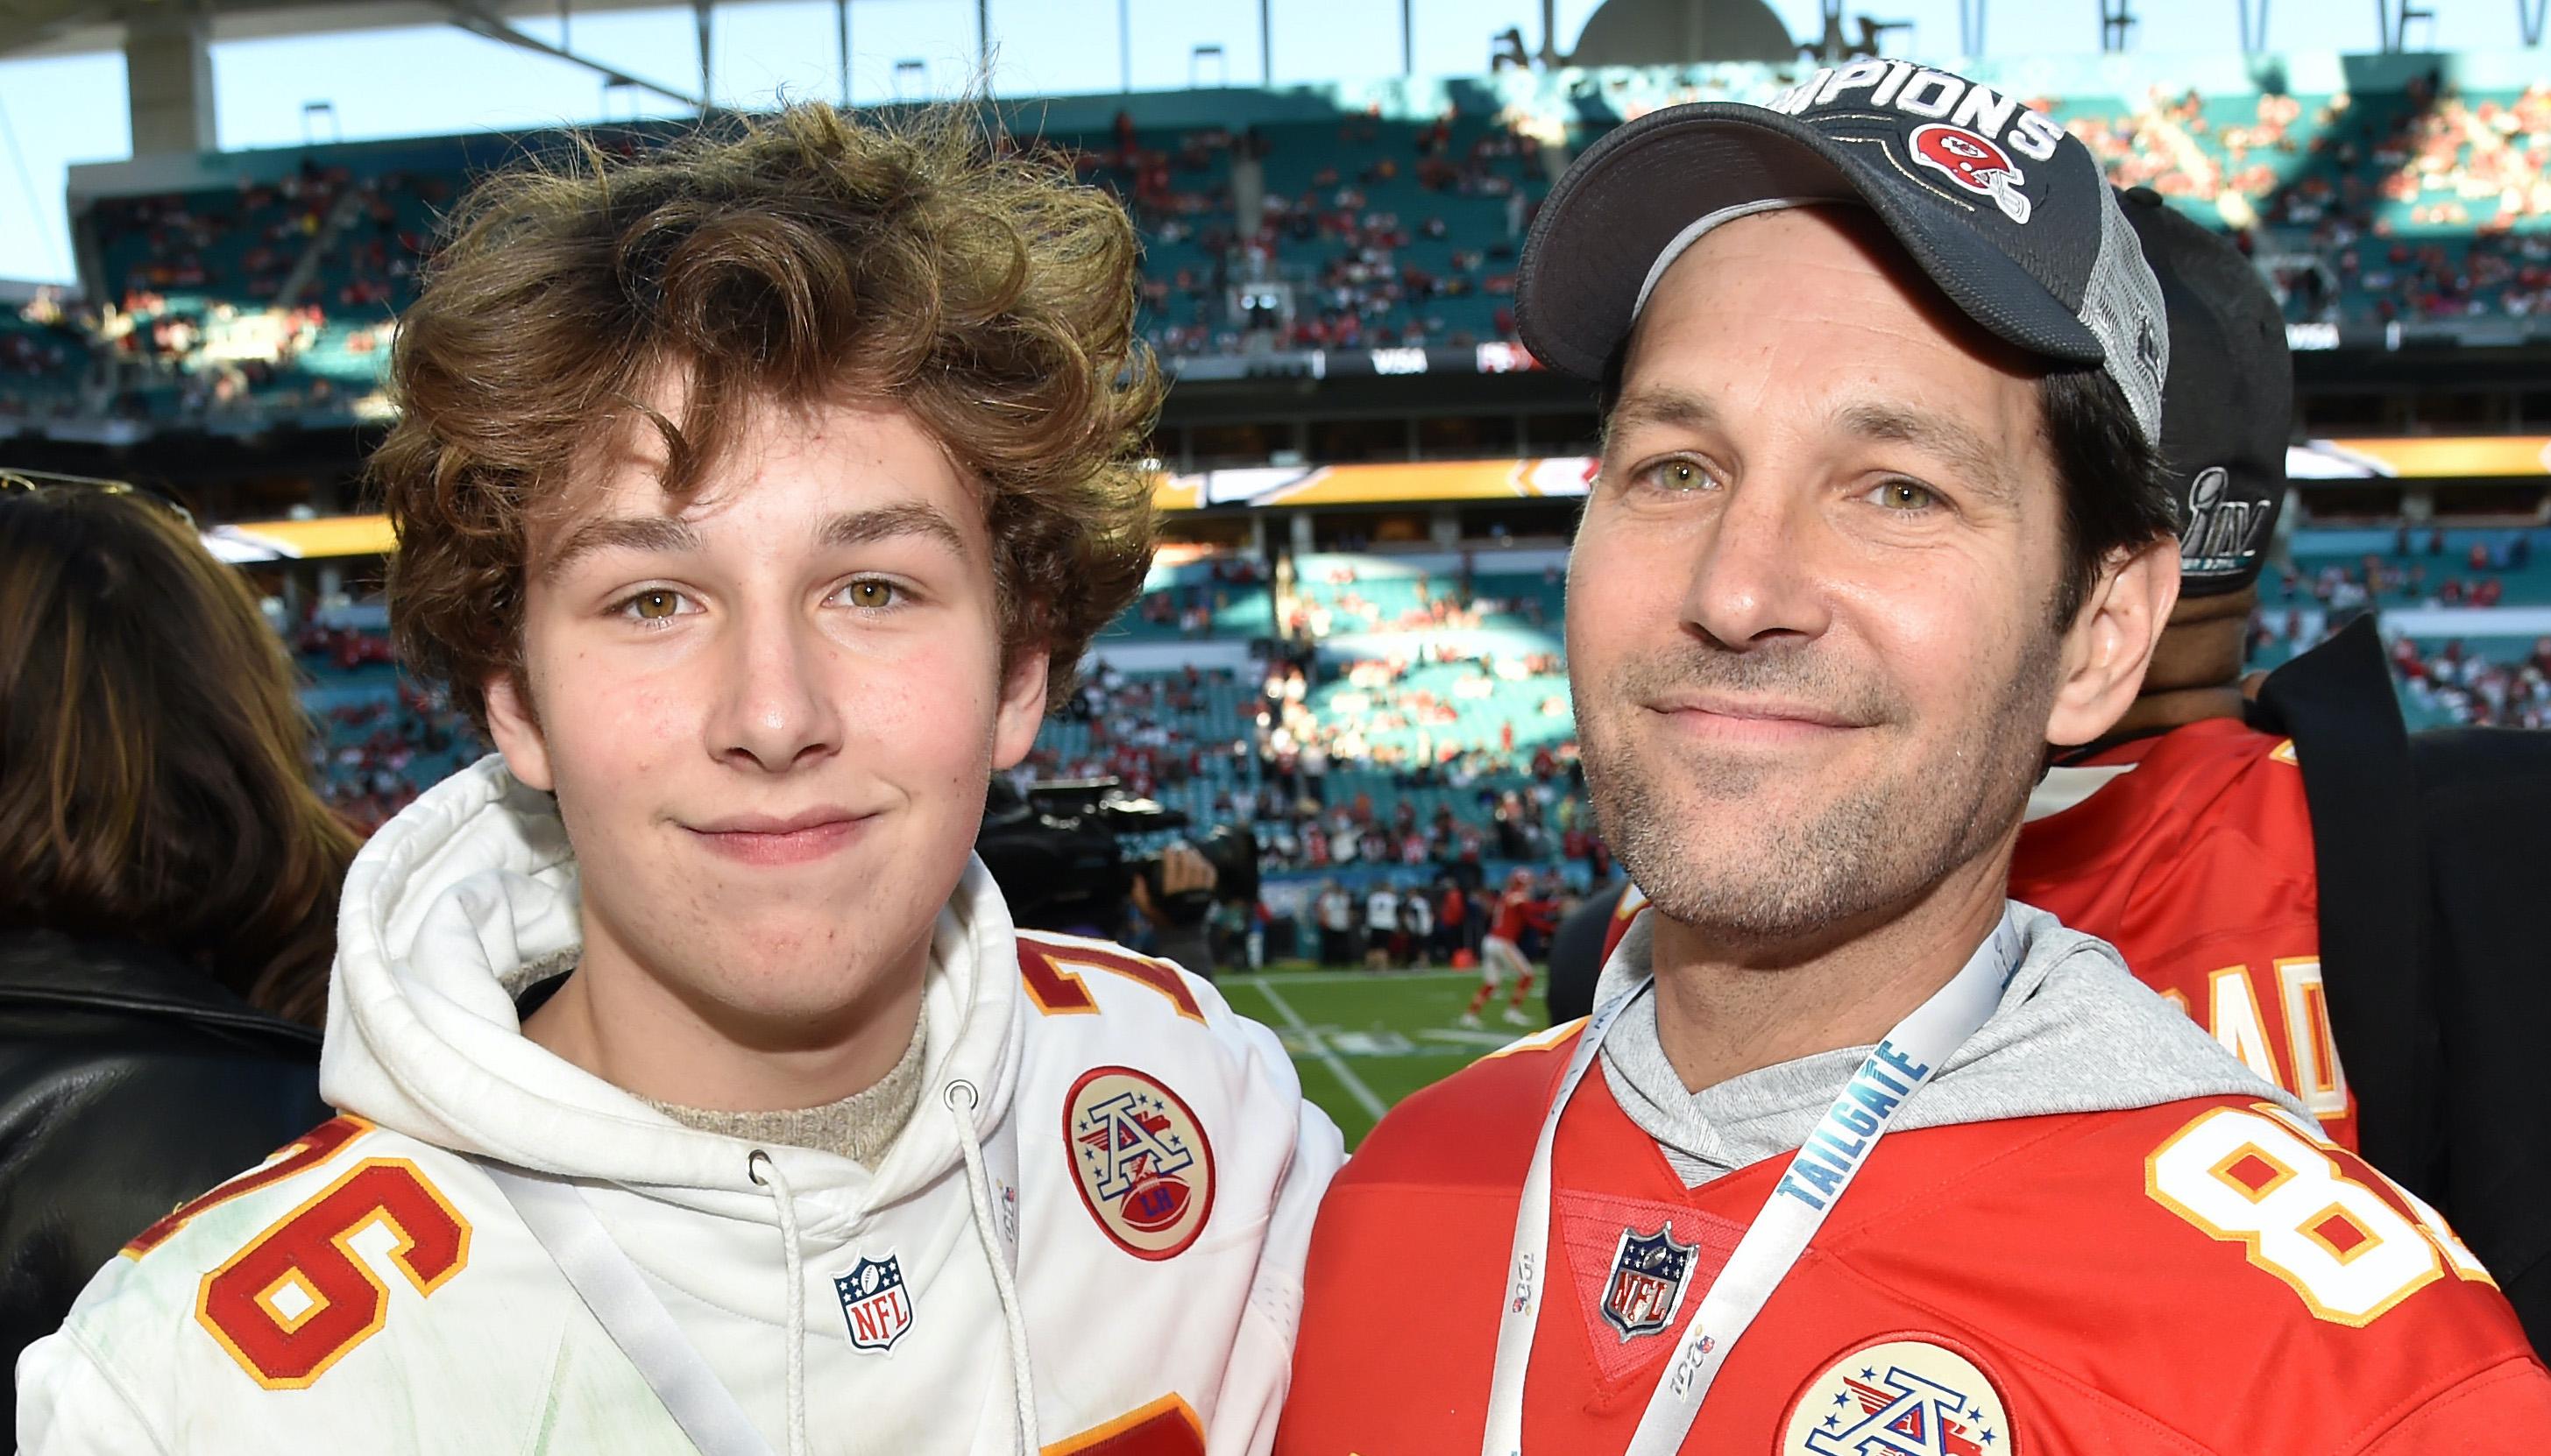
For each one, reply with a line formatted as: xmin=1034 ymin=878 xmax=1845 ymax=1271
xmin=18 ymin=757 xmax=1344 ymax=1456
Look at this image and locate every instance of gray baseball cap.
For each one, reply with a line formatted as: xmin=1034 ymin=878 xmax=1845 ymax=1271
xmin=1516 ymin=60 xmax=2170 ymax=447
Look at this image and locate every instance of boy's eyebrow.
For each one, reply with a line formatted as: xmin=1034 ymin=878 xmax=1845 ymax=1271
xmin=818 ymin=502 xmax=970 ymax=557
xmin=541 ymin=515 xmax=702 ymax=582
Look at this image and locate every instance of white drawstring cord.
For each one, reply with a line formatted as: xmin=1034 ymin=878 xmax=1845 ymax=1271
xmin=944 ymin=1078 xmax=1038 ymax=1454
xmin=747 ymin=1150 xmax=811 ymax=1456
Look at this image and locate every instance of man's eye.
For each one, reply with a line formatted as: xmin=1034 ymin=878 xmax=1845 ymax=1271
xmin=839 ymin=579 xmax=901 ymax=611
xmin=1635 ymin=457 xmax=1711 ymax=492
xmin=1871 ymin=480 xmax=1939 ymax=511
xmin=615 ymin=588 xmax=691 ymax=623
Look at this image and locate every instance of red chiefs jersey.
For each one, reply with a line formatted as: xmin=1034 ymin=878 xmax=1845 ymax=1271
xmin=1279 ymin=1026 xmax=2551 ymax=1456
xmin=2009 ymin=720 xmax=2353 ymax=1150
xmin=1492 ymin=889 xmax=1560 ymax=944
xmin=1600 ymin=721 xmax=2354 ymax=1150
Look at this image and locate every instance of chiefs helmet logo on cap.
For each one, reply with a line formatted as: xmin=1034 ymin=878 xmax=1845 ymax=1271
xmin=1909 ymin=124 xmax=2032 ymax=224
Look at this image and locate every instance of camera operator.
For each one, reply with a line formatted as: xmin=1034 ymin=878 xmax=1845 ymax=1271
xmin=976 ymin=776 xmax=1258 ymax=979
xmin=1130 ymin=840 xmax=1220 ymax=979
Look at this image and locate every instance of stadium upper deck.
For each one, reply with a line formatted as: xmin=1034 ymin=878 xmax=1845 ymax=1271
xmin=13 ymin=48 xmax=2551 ymax=430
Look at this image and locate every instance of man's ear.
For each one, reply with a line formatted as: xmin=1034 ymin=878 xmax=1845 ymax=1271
xmin=2046 ymin=537 xmax=2183 ymax=748
xmin=991 ymin=647 xmax=1052 ymax=772
xmin=483 ymin=670 xmax=556 ymax=792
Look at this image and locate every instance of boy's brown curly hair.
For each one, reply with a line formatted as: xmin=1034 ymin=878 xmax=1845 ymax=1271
xmin=372 ymin=102 xmax=1163 ymax=730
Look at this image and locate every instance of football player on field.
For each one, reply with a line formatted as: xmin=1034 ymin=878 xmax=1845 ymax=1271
xmin=19 ymin=104 xmax=1342 ymax=1456
xmin=1279 ymin=65 xmax=2551 ymax=1455
xmin=1463 ymin=869 xmax=1560 ymax=1028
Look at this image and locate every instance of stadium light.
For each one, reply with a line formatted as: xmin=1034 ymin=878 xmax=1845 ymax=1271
xmin=2100 ymin=0 xmax=2135 ymax=50
xmin=2377 ymin=0 xmax=2439 ymax=47
xmin=2236 ymin=0 xmax=2271 ymax=52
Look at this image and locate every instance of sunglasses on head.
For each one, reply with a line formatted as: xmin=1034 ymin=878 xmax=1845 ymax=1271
xmin=0 ymin=468 xmax=198 ymax=530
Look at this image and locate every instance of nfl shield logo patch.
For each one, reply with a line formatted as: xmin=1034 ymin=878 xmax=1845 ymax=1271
xmin=1601 ymin=1221 xmax=1696 ymax=1342
xmin=834 ymin=1255 xmax=914 ymax=1353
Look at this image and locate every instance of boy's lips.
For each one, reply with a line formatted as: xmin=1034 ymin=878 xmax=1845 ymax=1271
xmin=684 ymin=808 xmax=875 ymax=865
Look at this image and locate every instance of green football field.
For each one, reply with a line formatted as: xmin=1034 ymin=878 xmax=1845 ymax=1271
xmin=1217 ymin=967 xmax=1549 ymax=1147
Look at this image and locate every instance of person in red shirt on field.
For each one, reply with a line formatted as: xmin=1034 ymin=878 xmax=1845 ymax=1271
xmin=1281 ymin=70 xmax=2550 ymax=1456
xmin=1463 ymin=868 xmax=1557 ymax=1028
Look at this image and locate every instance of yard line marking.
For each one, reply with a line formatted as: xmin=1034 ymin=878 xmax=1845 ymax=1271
xmin=1249 ymin=979 xmax=1390 ymax=1124
xmin=1243 ymin=969 xmax=1477 ymax=986
xmin=1420 ymin=1027 xmax=1521 ymax=1050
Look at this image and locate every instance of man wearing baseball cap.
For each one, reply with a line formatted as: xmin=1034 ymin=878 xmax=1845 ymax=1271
xmin=1277 ymin=65 xmax=2551 ymax=1454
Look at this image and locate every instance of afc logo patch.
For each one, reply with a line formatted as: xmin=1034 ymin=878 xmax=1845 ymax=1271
xmin=1783 ymin=1339 xmax=2013 ymax=1455
xmin=1909 ymin=124 xmax=2032 ymax=223
xmin=1065 ymin=1065 xmax=1216 ymax=1260
xmin=1600 ymin=1221 xmax=1696 ymax=1341
xmin=833 ymin=1255 xmax=915 ymax=1353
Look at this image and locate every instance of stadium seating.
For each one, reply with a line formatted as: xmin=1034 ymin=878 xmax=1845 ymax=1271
xmin=57 ymin=55 xmax=2551 ymax=401
xmin=1097 ymin=554 xmax=1277 ymax=642
xmin=0 ymin=309 xmax=86 ymax=418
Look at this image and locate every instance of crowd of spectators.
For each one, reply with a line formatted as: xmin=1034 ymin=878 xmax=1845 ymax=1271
xmin=0 ymin=293 xmax=84 ymax=417
xmin=1282 ymin=558 xmax=1558 ymax=637
xmin=2391 ymin=634 xmax=2551 ymax=729
xmin=2062 ymin=86 xmax=2308 ymax=210
xmin=1023 ymin=661 xmax=1239 ymax=803
xmin=1287 ymin=866 xmax=1577 ymax=972
xmin=92 ymin=159 xmax=353 ymax=303
xmin=1237 ymin=116 xmax=1538 ymax=355
xmin=305 ymin=684 xmax=483 ymax=835
xmin=282 ymin=622 xmax=483 ymax=833
xmin=2264 ymin=527 xmax=2538 ymax=616
xmin=48 ymin=73 xmax=2551 ymax=399
xmin=1133 ymin=555 xmax=1270 ymax=636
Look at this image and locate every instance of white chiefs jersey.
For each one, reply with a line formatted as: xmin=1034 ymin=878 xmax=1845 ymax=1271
xmin=18 ymin=757 xmax=1343 ymax=1456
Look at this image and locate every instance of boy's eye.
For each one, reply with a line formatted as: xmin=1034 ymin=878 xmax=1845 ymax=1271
xmin=625 ymin=589 xmax=685 ymax=621
xmin=840 ymin=579 xmax=900 ymax=610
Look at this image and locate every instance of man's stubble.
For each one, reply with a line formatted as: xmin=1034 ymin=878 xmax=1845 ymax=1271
xmin=1579 ymin=622 xmax=2062 ymax=943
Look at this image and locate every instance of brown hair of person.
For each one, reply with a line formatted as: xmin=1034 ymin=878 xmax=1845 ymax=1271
xmin=0 ymin=481 xmax=358 ymax=1027
xmin=374 ymin=102 xmax=1165 ymax=731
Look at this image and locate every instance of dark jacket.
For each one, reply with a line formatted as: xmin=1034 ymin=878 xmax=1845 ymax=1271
xmin=2252 ymin=618 xmax=2551 ymax=1352
xmin=0 ymin=930 xmax=330 ymax=1432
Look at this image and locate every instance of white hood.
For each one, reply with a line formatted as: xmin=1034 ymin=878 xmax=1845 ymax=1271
xmin=321 ymin=752 xmax=1024 ymax=1221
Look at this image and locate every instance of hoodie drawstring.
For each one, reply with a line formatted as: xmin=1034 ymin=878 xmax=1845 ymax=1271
xmin=747 ymin=1150 xmax=811 ymax=1456
xmin=944 ymin=1078 xmax=1038 ymax=1453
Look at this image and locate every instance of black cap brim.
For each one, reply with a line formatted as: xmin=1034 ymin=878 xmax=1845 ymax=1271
xmin=1516 ymin=102 xmax=2108 ymax=381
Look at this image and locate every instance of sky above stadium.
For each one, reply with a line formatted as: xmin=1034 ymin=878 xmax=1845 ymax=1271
xmin=0 ymin=0 xmax=2540 ymax=286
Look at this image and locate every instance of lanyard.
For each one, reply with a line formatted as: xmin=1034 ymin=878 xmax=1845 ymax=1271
xmin=1479 ymin=912 xmax=2022 ymax=1456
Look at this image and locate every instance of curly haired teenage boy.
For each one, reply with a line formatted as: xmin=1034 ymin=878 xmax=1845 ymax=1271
xmin=21 ymin=105 xmax=1342 ymax=1456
